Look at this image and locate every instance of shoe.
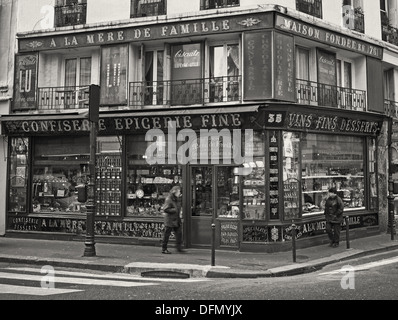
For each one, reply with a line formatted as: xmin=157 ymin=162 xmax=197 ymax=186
xmin=332 ymin=243 xmax=339 ymax=248
xmin=328 ymin=242 xmax=334 ymax=247
xmin=162 ymin=249 xmax=171 ymax=254
xmin=177 ymin=249 xmax=187 ymax=253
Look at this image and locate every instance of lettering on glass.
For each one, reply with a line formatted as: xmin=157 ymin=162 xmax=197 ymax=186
xmin=14 ymin=54 xmax=38 ymax=110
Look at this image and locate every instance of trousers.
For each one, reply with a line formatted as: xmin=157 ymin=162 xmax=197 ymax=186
xmin=162 ymin=226 xmax=183 ymax=251
xmin=326 ymin=221 xmax=341 ymax=244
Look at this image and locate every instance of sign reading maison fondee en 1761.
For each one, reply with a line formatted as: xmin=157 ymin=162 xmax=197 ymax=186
xmin=18 ymin=12 xmax=273 ymax=52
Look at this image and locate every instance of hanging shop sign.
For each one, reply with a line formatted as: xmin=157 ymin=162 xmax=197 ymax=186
xmin=275 ymin=14 xmax=383 ymax=59
xmin=264 ymin=110 xmax=383 ymax=136
xmin=18 ymin=12 xmax=273 ymax=52
xmin=243 ymin=30 xmax=295 ymax=102
xmin=100 ymin=44 xmax=128 ymax=105
xmin=13 ymin=54 xmax=38 ymax=110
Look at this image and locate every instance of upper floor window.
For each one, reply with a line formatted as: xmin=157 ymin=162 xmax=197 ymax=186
xmin=296 ymin=0 xmax=322 ymax=19
xmin=130 ymin=0 xmax=167 ymax=18
xmin=200 ymin=0 xmax=240 ymax=10
xmin=54 ymin=0 xmax=87 ymax=28
xmin=380 ymin=0 xmax=398 ymax=45
xmin=342 ymin=0 xmax=364 ymax=33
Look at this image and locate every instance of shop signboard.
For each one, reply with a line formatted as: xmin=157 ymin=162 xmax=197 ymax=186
xmin=100 ymin=44 xmax=128 ymax=105
xmin=220 ymin=220 xmax=239 ymax=247
xmin=13 ymin=54 xmax=38 ymax=110
xmin=243 ymin=31 xmax=273 ymax=100
xmin=243 ymin=31 xmax=295 ymax=102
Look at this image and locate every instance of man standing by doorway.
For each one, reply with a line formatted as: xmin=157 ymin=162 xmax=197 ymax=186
xmin=324 ymin=187 xmax=345 ymax=247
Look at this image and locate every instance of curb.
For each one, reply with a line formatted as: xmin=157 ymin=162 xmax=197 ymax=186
xmin=0 ymin=242 xmax=397 ymax=278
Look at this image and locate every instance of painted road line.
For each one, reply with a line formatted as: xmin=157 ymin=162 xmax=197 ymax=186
xmin=0 ymin=284 xmax=83 ymax=296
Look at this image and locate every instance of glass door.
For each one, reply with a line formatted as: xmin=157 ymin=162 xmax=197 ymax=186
xmin=190 ymin=166 xmax=214 ymax=246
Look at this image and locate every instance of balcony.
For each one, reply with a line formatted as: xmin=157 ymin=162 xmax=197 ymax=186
xmin=38 ymin=86 xmax=90 ymax=111
xmin=129 ymin=76 xmax=241 ymax=107
xmin=296 ymin=0 xmax=322 ymax=19
xmin=296 ymin=79 xmax=367 ymax=111
xmin=353 ymin=9 xmax=365 ymax=33
xmin=385 ymin=100 xmax=398 ymax=119
xmin=200 ymin=0 xmax=239 ymax=10
xmin=131 ymin=0 xmax=166 ymax=18
xmin=54 ymin=2 xmax=87 ymax=27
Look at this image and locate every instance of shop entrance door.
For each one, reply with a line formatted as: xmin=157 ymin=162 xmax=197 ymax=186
xmin=188 ymin=165 xmax=240 ymax=247
xmin=189 ymin=166 xmax=214 ymax=247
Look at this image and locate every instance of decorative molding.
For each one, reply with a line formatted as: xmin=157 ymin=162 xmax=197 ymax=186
xmin=237 ymin=18 xmax=261 ymax=27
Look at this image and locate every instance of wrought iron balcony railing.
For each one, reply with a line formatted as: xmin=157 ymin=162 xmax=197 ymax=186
xmin=54 ymin=2 xmax=87 ymax=27
xmin=131 ymin=0 xmax=166 ymax=18
xmin=129 ymin=76 xmax=241 ymax=107
xmin=200 ymin=0 xmax=239 ymax=10
xmin=38 ymin=86 xmax=90 ymax=110
xmin=353 ymin=10 xmax=365 ymax=33
xmin=296 ymin=79 xmax=366 ymax=111
xmin=296 ymin=0 xmax=322 ymax=19
xmin=384 ymin=99 xmax=398 ymax=119
xmin=382 ymin=24 xmax=398 ymax=46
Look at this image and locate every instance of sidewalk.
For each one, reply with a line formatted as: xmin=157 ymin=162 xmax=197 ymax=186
xmin=0 ymin=234 xmax=397 ymax=278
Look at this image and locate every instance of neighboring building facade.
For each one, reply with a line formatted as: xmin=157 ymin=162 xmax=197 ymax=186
xmin=0 ymin=0 xmax=18 ymax=235
xmin=1 ymin=0 xmax=397 ymax=251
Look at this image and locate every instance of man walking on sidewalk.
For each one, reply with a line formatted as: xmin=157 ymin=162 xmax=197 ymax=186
xmin=324 ymin=187 xmax=345 ymax=247
xmin=161 ymin=186 xmax=185 ymax=254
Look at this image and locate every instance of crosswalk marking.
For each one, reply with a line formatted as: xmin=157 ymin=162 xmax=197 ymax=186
xmin=0 ymin=271 xmax=158 ymax=287
xmin=0 ymin=284 xmax=83 ymax=296
xmin=319 ymin=256 xmax=398 ymax=276
xmin=6 ymin=267 xmax=210 ymax=283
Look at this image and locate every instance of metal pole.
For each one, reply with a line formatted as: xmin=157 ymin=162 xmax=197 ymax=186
xmin=345 ymin=216 xmax=350 ymax=249
xmin=211 ymin=223 xmax=216 ymax=266
xmin=83 ymin=120 xmax=97 ymax=257
xmin=388 ymin=117 xmax=396 ymax=241
xmin=291 ymin=222 xmax=297 ymax=263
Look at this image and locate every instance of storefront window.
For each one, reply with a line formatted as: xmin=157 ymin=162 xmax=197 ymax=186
xmin=32 ymin=136 xmax=89 ymax=214
xmin=283 ymin=132 xmax=301 ymax=220
xmin=369 ymin=138 xmax=377 ymax=210
xmin=217 ymin=167 xmax=240 ymax=219
xmin=283 ymin=132 xmax=365 ymax=217
xmin=242 ymin=131 xmax=266 ymax=220
xmin=126 ymin=135 xmax=182 ymax=218
xmin=96 ymin=136 xmax=122 ymax=217
xmin=9 ymin=138 xmax=29 ymax=213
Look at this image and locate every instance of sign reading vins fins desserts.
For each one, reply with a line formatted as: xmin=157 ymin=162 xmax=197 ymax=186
xmin=243 ymin=31 xmax=295 ymax=102
xmin=100 ymin=44 xmax=128 ymax=105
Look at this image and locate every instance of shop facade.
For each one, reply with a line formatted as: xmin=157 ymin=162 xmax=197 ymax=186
xmin=0 ymin=8 xmax=390 ymax=251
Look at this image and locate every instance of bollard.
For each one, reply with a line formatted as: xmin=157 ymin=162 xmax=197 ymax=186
xmin=345 ymin=216 xmax=350 ymax=250
xmin=291 ymin=222 xmax=297 ymax=263
xmin=211 ymin=223 xmax=216 ymax=266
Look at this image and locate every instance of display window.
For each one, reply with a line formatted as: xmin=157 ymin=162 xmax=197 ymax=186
xmin=95 ymin=136 xmax=123 ymax=217
xmin=9 ymin=137 xmax=29 ymax=213
xmin=283 ymin=132 xmax=366 ymax=218
xmin=126 ymin=135 xmax=182 ymax=218
xmin=32 ymin=136 xmax=90 ymax=214
xmin=216 ymin=167 xmax=240 ymax=219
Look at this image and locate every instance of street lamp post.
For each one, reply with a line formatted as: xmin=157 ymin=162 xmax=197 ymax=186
xmin=83 ymin=84 xmax=100 ymax=257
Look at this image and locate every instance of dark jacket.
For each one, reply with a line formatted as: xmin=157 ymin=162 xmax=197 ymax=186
xmin=162 ymin=193 xmax=182 ymax=228
xmin=324 ymin=194 xmax=344 ymax=224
